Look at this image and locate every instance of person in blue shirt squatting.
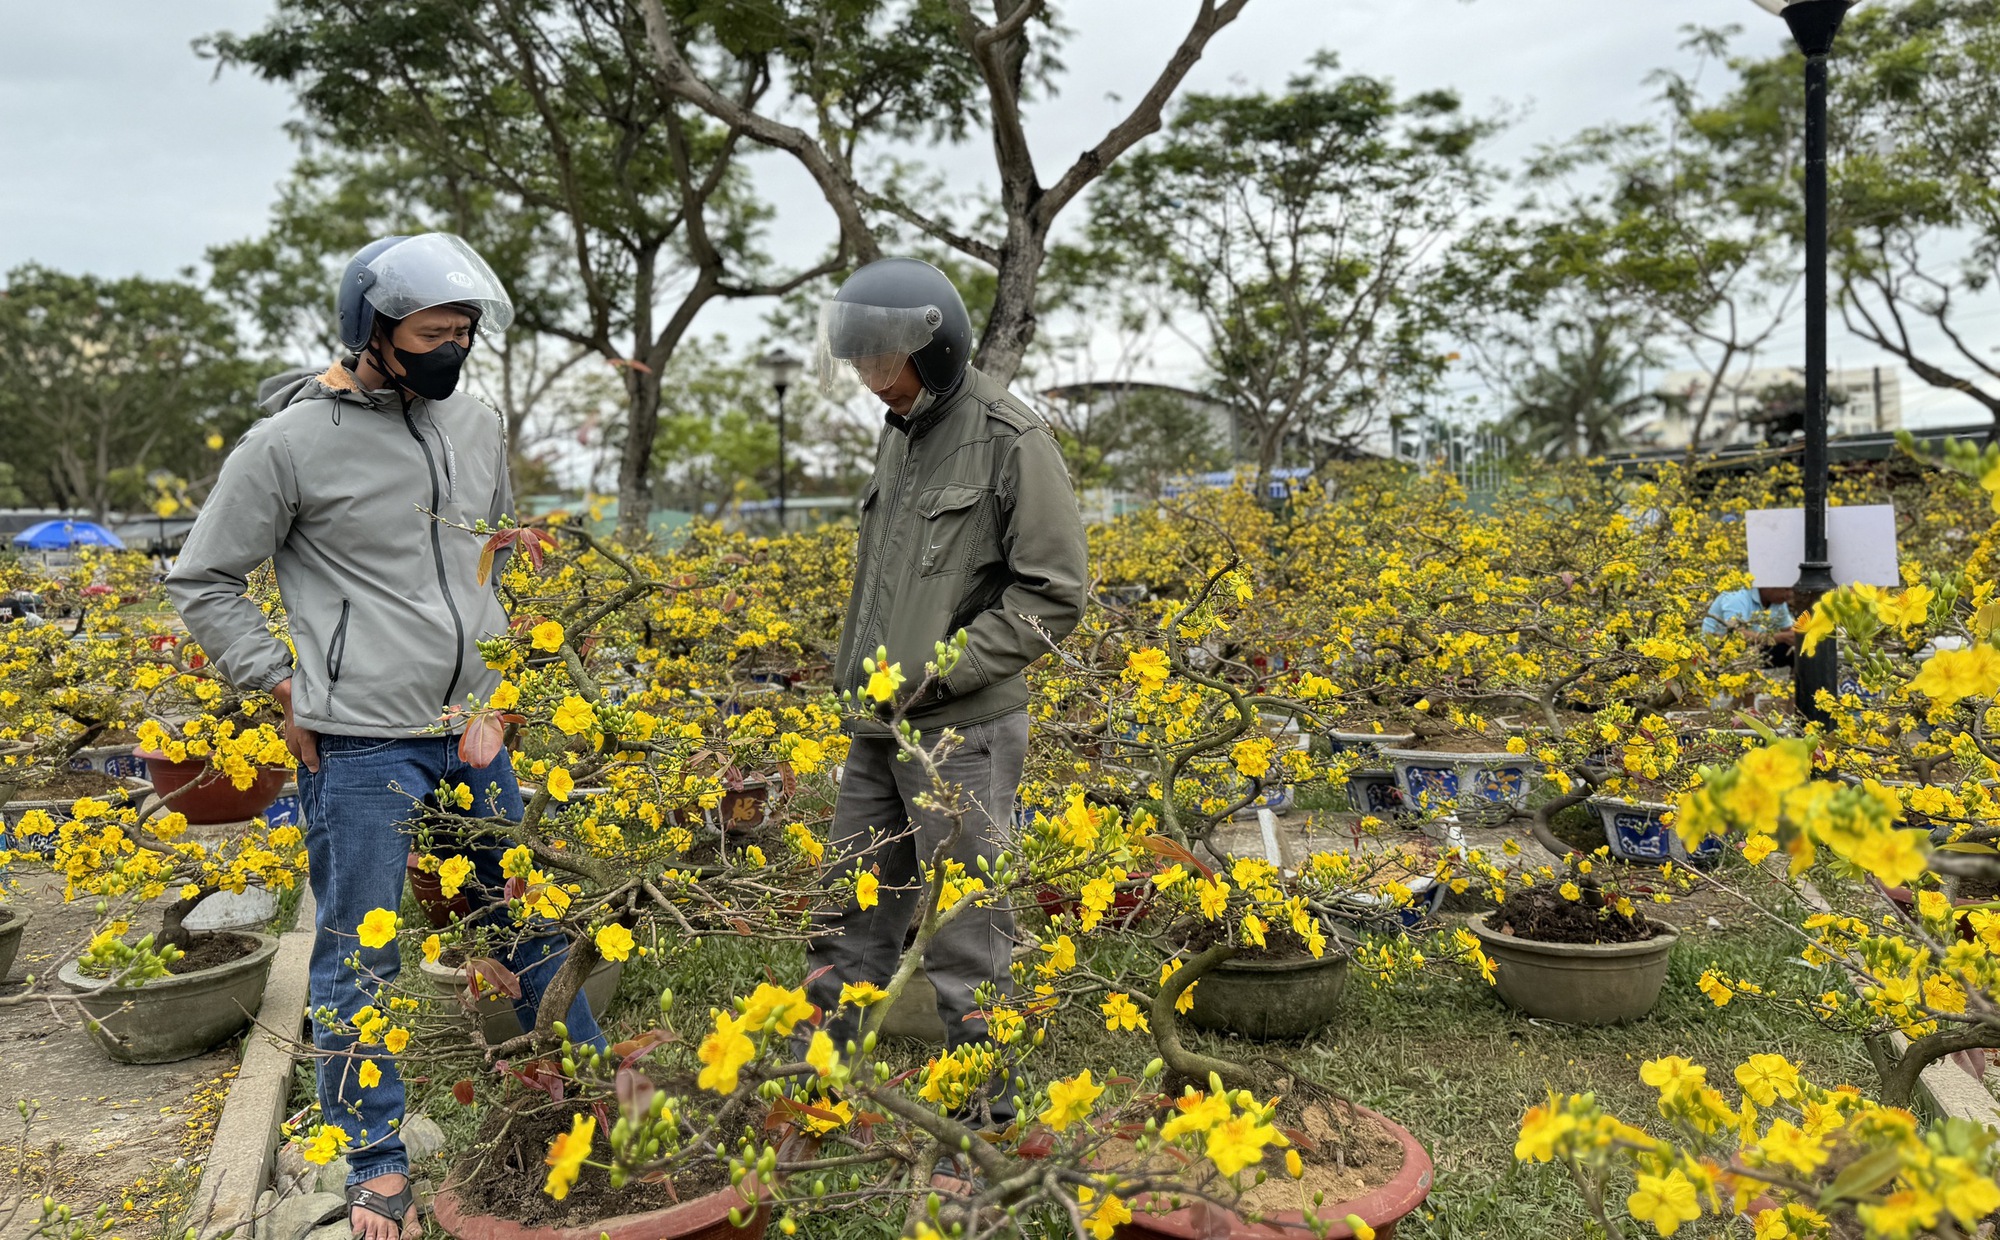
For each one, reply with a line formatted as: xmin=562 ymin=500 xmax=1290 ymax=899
xmin=1703 ymin=583 xmax=1798 ymax=667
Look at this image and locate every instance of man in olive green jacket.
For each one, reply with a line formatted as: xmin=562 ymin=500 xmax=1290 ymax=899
xmin=807 ymin=259 xmax=1087 ymax=1129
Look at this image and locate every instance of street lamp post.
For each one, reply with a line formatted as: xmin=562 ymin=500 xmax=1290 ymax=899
xmin=757 ymin=347 xmax=805 ymax=531
xmin=1753 ymin=0 xmax=1858 ymax=724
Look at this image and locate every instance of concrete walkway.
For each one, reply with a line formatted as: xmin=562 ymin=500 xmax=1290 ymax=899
xmin=0 ymin=870 xmax=247 ymax=1237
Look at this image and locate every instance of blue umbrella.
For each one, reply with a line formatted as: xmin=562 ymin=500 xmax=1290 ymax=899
xmin=10 ymin=519 xmax=126 ymax=550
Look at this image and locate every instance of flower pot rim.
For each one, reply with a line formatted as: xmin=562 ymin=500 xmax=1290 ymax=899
xmin=1380 ymin=746 xmax=1522 ymax=763
xmin=5 ymin=777 xmax=152 ymax=810
xmin=55 ymin=931 xmax=280 ymax=995
xmin=1328 ymin=729 xmax=1417 ymax=743
xmin=132 ymin=749 xmax=289 ymax=773
xmin=0 ymin=907 xmax=26 ymax=929
xmin=1196 ymin=949 xmax=1352 ymax=975
xmin=1586 ymin=794 xmax=1676 ymax=814
xmin=1117 ymin=1102 xmax=1433 ymax=1238
xmin=432 ymin=1172 xmax=767 ymax=1240
xmin=1469 ymin=911 xmax=1680 ymax=957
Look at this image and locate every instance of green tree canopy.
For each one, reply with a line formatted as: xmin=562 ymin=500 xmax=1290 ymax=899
xmin=0 ymin=266 xmax=259 ymax=520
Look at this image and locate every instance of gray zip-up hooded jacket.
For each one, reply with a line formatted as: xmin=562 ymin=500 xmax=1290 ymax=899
xmin=165 ymin=363 xmax=513 ymax=737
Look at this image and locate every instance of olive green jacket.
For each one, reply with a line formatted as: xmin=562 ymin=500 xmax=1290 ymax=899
xmin=835 ymin=366 xmax=1088 ymax=736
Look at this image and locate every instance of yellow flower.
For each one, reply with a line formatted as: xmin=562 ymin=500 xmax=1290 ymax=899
xmin=357 ymin=1060 xmax=382 ymax=1089
xmin=1345 ymin=1220 xmax=1376 ymax=1240
xmin=437 ymin=856 xmax=473 ymax=900
xmin=1639 ymin=1056 xmax=1705 ymax=1100
xmin=1285 ymin=1149 xmax=1304 ymax=1179
xmin=543 ymin=1113 xmax=594 ymax=1201
xmin=449 ymin=782 xmax=474 ymax=811
xmin=205 ymin=431 xmax=225 ymax=451
xmin=855 ymin=871 xmax=879 ymax=910
xmin=594 ymin=923 xmax=635 ymax=963
xmin=839 ymin=981 xmax=887 ymax=1008
xmin=1125 ymin=647 xmax=1170 ymax=688
xmin=1082 ymin=1188 xmax=1132 ymax=1240
xmin=1040 ymin=1070 xmax=1105 ymax=1131
xmin=1101 ymin=992 xmax=1149 ymax=1033
xmin=530 ymin=620 xmax=565 ymax=653
xmin=696 ymin=1011 xmax=757 ymax=1094
xmin=500 ymin=845 xmax=535 ymax=879
xmin=1626 ymin=1169 xmax=1701 ymax=1236
xmin=1514 ymin=1101 xmax=1577 ymax=1162
xmin=806 ymin=1030 xmax=839 ymax=1078
xmin=542 ymin=766 xmax=576 ymax=802
xmin=302 ymin=1124 xmax=350 ymax=1166
xmin=384 ymin=1027 xmax=411 ymax=1055
xmin=741 ymin=983 xmax=813 ymax=1035
xmin=1205 ymin=1113 xmax=1282 ymax=1178
xmin=1733 ymin=1055 xmax=1800 ymax=1106
xmin=1040 ymin=934 xmax=1078 ymax=973
xmin=1909 ymin=644 xmax=2000 ymax=708
xmin=1796 ymin=606 xmax=1836 ymax=657
xmin=488 ymin=681 xmax=521 ymax=711
xmin=356 ymin=908 xmax=399 ymax=950
xmin=552 ymin=696 xmax=597 ymax=736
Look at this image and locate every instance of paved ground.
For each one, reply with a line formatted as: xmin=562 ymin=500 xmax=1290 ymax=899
xmin=0 ymin=869 xmax=238 ymax=1239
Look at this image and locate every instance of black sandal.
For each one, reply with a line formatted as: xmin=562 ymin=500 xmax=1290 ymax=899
xmin=345 ymin=1182 xmax=417 ymax=1236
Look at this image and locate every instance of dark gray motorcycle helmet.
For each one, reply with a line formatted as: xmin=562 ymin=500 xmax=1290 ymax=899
xmin=815 ymin=257 xmax=972 ymax=396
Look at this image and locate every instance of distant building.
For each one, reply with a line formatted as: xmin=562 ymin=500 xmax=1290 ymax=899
xmin=1636 ymin=365 xmax=1902 ymax=448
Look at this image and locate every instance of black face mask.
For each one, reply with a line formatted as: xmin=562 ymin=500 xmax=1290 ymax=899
xmin=378 ymin=339 xmax=470 ymax=401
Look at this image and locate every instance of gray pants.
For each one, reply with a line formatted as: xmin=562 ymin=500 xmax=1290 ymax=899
xmin=806 ymin=713 xmax=1029 ymax=1076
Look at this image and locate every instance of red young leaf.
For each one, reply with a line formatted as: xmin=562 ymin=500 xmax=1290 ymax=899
xmin=479 ymin=527 xmax=559 ymax=584
xmin=1139 ymin=834 xmax=1214 ymax=879
xmin=611 ymin=1029 xmax=674 ymax=1068
xmin=459 ymin=710 xmax=508 ymax=768
xmin=615 ymin=1066 xmax=655 ymax=1116
xmin=453 ymin=1080 xmax=476 ymax=1106
xmin=607 ymin=357 xmax=655 ymax=375
xmin=1016 ymin=1128 xmax=1054 ymax=1160
xmin=466 ymin=956 xmax=523 ymax=1000
xmin=803 ymin=964 xmax=835 ymax=986
xmin=1281 ymin=1125 xmax=1319 ymax=1154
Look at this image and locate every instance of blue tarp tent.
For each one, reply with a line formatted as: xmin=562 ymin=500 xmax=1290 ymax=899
xmin=10 ymin=519 xmax=125 ymax=550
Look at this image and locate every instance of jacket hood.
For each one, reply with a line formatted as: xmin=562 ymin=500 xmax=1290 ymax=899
xmin=259 ymin=362 xmax=403 ymax=415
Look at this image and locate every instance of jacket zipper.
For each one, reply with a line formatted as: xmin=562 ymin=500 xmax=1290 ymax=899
xmin=851 ymin=439 xmax=908 ymax=688
xmin=324 ymin=599 xmax=351 ymax=713
xmin=404 ymin=410 xmax=467 ymax=709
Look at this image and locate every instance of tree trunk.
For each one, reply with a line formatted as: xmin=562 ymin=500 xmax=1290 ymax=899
xmin=973 ymin=226 xmax=1045 ymax=385
xmin=616 ymin=367 xmax=664 ymax=540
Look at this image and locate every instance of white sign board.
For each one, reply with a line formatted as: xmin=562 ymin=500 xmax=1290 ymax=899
xmin=1744 ymin=505 xmax=1900 ymax=588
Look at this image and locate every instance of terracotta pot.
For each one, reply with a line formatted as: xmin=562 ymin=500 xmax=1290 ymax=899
xmin=408 ymin=855 xmax=474 ymax=928
xmin=1468 ymin=912 xmax=1678 ymax=1026
xmin=1114 ymin=1104 xmax=1434 ymax=1239
xmin=433 ymin=1174 xmax=768 ymax=1240
xmin=136 ymin=751 xmax=288 ymax=825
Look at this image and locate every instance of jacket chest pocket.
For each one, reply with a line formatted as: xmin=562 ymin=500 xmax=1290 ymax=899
xmin=917 ymin=483 xmax=992 ymax=578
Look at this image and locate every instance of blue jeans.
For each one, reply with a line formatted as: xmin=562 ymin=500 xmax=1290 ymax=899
xmin=297 ymin=734 xmax=605 ymax=1186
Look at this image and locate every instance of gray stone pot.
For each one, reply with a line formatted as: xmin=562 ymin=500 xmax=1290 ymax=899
xmin=1184 ymin=950 xmax=1350 ymax=1040
xmin=0 ymin=907 xmax=27 ymax=981
xmin=58 ymin=932 xmax=280 ymax=1064
xmin=1468 ymin=912 xmax=1678 ymax=1026
xmin=417 ymin=955 xmax=624 ymax=1044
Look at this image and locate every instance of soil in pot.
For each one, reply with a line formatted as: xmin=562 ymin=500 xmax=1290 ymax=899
xmin=450 ymin=1091 xmax=732 ymax=1230
xmin=1493 ymin=885 xmax=1657 ymax=945
xmin=75 ymin=931 xmax=261 ymax=980
xmin=18 ymin=768 xmax=132 ymax=803
xmin=1105 ymin=1092 xmax=1424 ymax=1237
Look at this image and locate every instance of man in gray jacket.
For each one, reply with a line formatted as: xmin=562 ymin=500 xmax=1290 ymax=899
xmin=805 ymin=259 xmax=1088 ymax=1175
xmin=167 ymin=234 xmax=601 ymax=1240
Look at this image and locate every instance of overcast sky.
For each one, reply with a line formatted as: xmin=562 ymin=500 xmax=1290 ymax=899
xmin=2 ymin=0 xmax=1991 ymax=427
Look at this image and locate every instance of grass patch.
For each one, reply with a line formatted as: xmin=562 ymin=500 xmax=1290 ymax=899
xmin=391 ymin=894 xmax=1864 ymax=1239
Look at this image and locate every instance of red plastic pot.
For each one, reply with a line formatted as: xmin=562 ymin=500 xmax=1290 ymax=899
xmin=408 ymin=855 xmax=473 ymax=928
xmin=136 ymin=751 xmax=288 ymax=825
xmin=1113 ymin=1104 xmax=1433 ymax=1239
xmin=716 ymin=782 xmax=772 ymax=834
xmin=433 ymin=1176 xmax=768 ymax=1240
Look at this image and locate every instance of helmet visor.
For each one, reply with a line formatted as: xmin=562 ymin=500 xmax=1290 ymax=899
xmin=815 ymin=300 xmax=941 ymax=395
xmin=362 ymin=233 xmax=516 ymax=335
